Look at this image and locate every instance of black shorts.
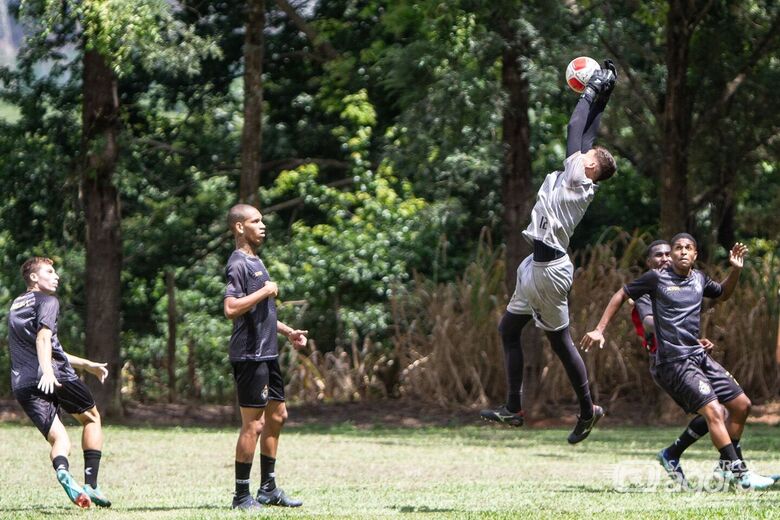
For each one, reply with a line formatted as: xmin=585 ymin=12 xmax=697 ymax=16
xmin=232 ymin=359 xmax=285 ymax=408
xmin=13 ymin=378 xmax=96 ymax=438
xmin=651 ymin=352 xmax=743 ymax=414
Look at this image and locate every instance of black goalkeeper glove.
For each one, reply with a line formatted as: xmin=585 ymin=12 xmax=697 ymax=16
xmin=598 ymin=59 xmax=617 ymax=103
xmin=580 ymin=69 xmax=611 ymax=104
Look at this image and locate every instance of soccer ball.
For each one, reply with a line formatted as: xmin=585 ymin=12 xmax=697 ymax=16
xmin=565 ymin=56 xmax=600 ymax=93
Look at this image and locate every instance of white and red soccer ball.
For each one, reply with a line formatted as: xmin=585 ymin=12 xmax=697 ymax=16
xmin=565 ymin=56 xmax=600 ymax=93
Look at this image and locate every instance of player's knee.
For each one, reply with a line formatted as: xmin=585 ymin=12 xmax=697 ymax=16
xmin=76 ymin=407 xmax=101 ymax=427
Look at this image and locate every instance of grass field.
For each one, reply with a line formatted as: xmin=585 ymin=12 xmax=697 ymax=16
xmin=2 ymin=421 xmax=780 ymax=519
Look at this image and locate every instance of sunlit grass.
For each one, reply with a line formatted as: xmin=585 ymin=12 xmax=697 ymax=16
xmin=1 ymin=421 xmax=780 ymax=518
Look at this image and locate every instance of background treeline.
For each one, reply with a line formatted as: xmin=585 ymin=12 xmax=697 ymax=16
xmin=0 ymin=0 xmax=777 ymax=416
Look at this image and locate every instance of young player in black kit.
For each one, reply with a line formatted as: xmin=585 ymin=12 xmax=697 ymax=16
xmin=8 ymin=257 xmax=111 ymax=508
xmin=480 ymin=60 xmax=617 ymax=444
xmin=631 ymin=240 xmax=711 ymax=486
xmin=224 ymin=204 xmax=308 ymax=510
xmin=582 ymin=234 xmax=776 ymax=490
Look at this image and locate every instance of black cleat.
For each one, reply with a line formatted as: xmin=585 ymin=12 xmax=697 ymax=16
xmin=256 ymin=487 xmax=302 ymax=507
xmin=479 ymin=405 xmax=524 ymax=427
xmin=232 ymin=493 xmax=264 ymax=510
xmin=567 ymin=405 xmax=604 ymax=444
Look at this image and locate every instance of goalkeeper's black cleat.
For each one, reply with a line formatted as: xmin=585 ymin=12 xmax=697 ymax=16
xmin=567 ymin=405 xmax=604 ymax=444
xmin=479 ymin=405 xmax=525 ymax=427
xmin=256 ymin=487 xmax=303 ymax=507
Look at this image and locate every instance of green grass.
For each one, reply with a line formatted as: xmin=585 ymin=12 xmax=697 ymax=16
xmin=1 ymin=422 xmax=780 ymax=518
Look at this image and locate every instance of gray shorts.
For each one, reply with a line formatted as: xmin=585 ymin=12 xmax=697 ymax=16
xmin=506 ymin=254 xmax=573 ymax=331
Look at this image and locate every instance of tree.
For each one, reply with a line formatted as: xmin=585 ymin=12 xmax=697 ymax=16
xmin=240 ymin=0 xmax=265 ymax=205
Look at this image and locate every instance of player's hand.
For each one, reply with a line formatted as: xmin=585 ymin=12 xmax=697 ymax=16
xmin=264 ymin=281 xmax=279 ymax=297
xmin=580 ymin=330 xmax=605 ymax=352
xmin=37 ymin=372 xmax=61 ymax=394
xmin=287 ymin=329 xmax=308 ymax=349
xmin=581 ymin=69 xmax=612 ymax=103
xmin=600 ymin=59 xmax=617 ymax=99
xmin=87 ymin=362 xmax=109 ymax=384
xmin=699 ymin=338 xmax=715 ymax=352
xmin=728 ymin=242 xmax=748 ymax=269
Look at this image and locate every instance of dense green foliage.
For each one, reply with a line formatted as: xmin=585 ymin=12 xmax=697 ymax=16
xmin=0 ymin=1 xmax=777 ymax=402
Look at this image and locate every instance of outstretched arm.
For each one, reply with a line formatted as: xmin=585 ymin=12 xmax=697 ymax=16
xmin=718 ymin=242 xmax=748 ymax=301
xmin=580 ymin=288 xmax=630 ymax=351
xmin=65 ymin=353 xmax=108 ymax=383
xmin=573 ymin=61 xmax=617 ymax=154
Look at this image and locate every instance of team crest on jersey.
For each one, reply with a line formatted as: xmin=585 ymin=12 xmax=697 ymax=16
xmin=698 ymin=380 xmax=711 ymax=395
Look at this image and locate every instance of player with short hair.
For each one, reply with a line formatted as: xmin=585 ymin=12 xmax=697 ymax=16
xmin=224 ymin=204 xmax=307 ymax=510
xmin=480 ymin=61 xmax=617 ymax=444
xmin=8 ymin=257 xmax=111 ymax=508
xmin=582 ymin=234 xmax=776 ymax=490
xmin=631 ymin=239 xmax=710 ymax=486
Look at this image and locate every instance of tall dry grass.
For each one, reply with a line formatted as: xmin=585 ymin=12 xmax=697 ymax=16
xmin=392 ymin=230 xmax=780 ymax=411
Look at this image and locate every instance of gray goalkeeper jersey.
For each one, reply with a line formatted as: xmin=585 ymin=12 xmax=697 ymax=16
xmin=522 ymin=151 xmax=598 ymax=252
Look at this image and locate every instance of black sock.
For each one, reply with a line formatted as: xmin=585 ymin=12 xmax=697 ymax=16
xmin=666 ymin=415 xmax=708 ymax=459
xmin=718 ymin=443 xmax=747 ymax=476
xmin=260 ymin=454 xmax=276 ymax=492
xmin=235 ymin=461 xmax=252 ymax=498
xmin=732 ymin=438 xmax=743 ymax=461
xmin=83 ymin=449 xmax=101 ymax=488
xmin=52 ymin=455 xmax=69 ymax=473
xmin=546 ymin=327 xmax=593 ymax=418
xmin=500 ymin=312 xmax=531 ymax=413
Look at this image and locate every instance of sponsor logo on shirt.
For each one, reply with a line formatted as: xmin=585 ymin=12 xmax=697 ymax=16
xmin=10 ymin=298 xmax=31 ymax=310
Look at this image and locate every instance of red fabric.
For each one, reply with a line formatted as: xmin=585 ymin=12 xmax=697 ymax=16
xmin=630 ymin=307 xmax=656 ymax=353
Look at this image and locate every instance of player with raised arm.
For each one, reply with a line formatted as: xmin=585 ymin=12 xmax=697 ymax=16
xmin=224 ymin=204 xmax=308 ymax=510
xmin=581 ymin=234 xmax=776 ymax=490
xmin=631 ymin=240 xmax=711 ymax=486
xmin=8 ymin=257 xmax=111 ymax=508
xmin=480 ymin=60 xmax=617 ymax=444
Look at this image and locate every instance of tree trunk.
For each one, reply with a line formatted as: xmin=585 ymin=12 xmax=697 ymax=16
xmin=240 ymin=0 xmax=265 ymax=205
xmin=187 ymin=337 xmax=201 ymax=399
xmin=498 ymin=19 xmax=543 ymax=412
xmin=81 ymin=48 xmax=122 ymax=417
xmin=659 ymin=0 xmax=712 ymax=238
xmin=166 ymin=270 xmax=177 ymax=403
xmin=498 ymin=21 xmax=534 ymax=292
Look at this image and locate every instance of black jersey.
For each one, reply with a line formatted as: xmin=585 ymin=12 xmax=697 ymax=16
xmin=7 ymin=292 xmax=78 ymax=390
xmin=623 ymin=266 xmax=722 ymax=365
xmin=224 ymin=250 xmax=279 ymax=361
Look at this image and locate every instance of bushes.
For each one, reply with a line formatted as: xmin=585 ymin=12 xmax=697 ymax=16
xmin=391 ymin=234 xmax=780 ymax=410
